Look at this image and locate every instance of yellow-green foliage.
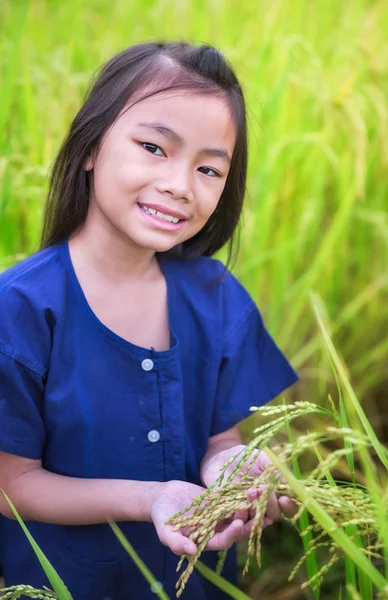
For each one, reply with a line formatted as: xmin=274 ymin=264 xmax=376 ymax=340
xmin=0 ymin=0 xmax=387 ymax=406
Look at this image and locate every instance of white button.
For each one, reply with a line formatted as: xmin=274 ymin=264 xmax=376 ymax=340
xmin=141 ymin=358 xmax=154 ymax=371
xmin=148 ymin=430 xmax=160 ymax=443
xmin=151 ymin=581 xmax=163 ymax=594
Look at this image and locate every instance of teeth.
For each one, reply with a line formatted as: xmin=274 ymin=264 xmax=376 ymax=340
xmin=140 ymin=205 xmax=180 ymax=224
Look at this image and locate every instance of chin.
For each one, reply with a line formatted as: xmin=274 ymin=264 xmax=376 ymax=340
xmin=132 ymin=236 xmax=181 ymax=254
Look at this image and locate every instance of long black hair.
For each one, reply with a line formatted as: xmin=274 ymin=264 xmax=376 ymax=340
xmin=41 ymin=41 xmax=248 ymax=265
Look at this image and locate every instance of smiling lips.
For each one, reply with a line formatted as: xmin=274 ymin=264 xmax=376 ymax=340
xmin=138 ymin=203 xmax=188 ymax=222
xmin=137 ymin=203 xmax=188 ymax=230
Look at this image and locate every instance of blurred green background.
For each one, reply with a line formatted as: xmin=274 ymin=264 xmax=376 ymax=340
xmin=1 ymin=0 xmax=387 ymax=598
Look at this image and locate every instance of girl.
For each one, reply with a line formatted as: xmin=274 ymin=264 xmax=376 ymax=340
xmin=0 ymin=41 xmax=299 ymax=599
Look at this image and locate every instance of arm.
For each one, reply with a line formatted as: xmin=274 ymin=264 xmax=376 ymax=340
xmin=0 ymin=451 xmax=247 ymax=557
xmin=0 ymin=451 xmax=161 ymax=525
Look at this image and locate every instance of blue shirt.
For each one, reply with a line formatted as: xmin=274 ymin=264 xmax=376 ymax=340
xmin=0 ymin=240 xmax=298 ymax=599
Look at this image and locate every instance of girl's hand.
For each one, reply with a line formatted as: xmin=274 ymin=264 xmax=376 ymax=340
xmin=201 ymin=445 xmax=297 ymax=540
xmin=150 ymin=480 xmax=248 ymax=556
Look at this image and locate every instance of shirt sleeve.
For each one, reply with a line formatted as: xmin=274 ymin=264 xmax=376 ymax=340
xmin=0 ymin=345 xmax=46 ymax=459
xmin=210 ymin=304 xmax=299 ymax=436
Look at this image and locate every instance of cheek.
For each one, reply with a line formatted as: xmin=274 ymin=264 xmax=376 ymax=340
xmin=196 ymin=191 xmax=222 ymax=221
xmin=116 ymin=164 xmax=144 ymax=191
xmin=94 ymin=160 xmax=146 ymax=199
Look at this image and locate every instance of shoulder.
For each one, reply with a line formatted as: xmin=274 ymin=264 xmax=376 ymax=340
xmin=0 ymin=243 xmax=63 ymax=288
xmin=0 ymin=243 xmax=65 ymax=315
xmin=163 ymin=254 xmax=257 ymax=337
xmin=0 ymin=243 xmax=66 ymax=375
xmin=164 ymin=254 xmax=251 ymax=295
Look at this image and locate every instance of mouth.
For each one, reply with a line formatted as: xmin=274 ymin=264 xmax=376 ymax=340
xmin=137 ymin=203 xmax=188 ymax=231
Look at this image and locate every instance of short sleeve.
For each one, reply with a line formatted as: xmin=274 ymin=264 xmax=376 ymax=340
xmin=0 ymin=346 xmax=46 ymax=459
xmin=210 ymin=305 xmax=299 ymax=436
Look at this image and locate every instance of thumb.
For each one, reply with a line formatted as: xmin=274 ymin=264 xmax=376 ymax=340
xmin=157 ymin=524 xmax=197 ymax=557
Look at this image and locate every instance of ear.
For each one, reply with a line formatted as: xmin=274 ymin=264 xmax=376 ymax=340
xmin=84 ymin=154 xmax=94 ymax=171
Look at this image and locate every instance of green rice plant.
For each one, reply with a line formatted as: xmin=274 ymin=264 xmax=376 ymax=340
xmin=109 ymin=522 xmax=253 ymax=599
xmin=194 ymin=561 xmax=251 ymax=600
xmin=109 ymin=522 xmax=170 ymax=600
xmin=285 ymin=414 xmax=320 ymax=599
xmin=0 ymin=493 xmax=71 ymax=600
xmin=167 ymin=414 xmax=388 ymax=598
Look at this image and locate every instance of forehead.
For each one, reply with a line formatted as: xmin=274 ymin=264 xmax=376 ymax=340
xmin=119 ymin=91 xmax=236 ymax=151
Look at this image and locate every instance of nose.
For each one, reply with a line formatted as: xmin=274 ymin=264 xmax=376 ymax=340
xmin=155 ymin=161 xmax=193 ymax=203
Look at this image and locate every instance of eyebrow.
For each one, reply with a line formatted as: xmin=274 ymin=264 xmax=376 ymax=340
xmin=135 ymin=121 xmax=232 ymax=165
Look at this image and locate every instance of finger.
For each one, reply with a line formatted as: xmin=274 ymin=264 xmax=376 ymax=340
xmin=205 ymin=519 xmax=244 ymax=551
xmin=215 ymin=517 xmax=233 ymax=533
xmin=234 ymin=518 xmax=254 ymax=542
xmin=262 ymin=516 xmax=274 ymax=529
xmin=159 ymin=527 xmax=197 ymax=557
xmin=247 ymin=450 xmax=275 ymax=475
xmin=233 ymin=508 xmax=249 ymax=523
xmin=247 ymin=487 xmax=261 ymax=503
xmin=265 ymin=491 xmax=282 ymax=520
xmin=245 ymin=451 xmax=286 ymax=486
xmin=248 ymin=506 xmax=256 ymax=520
xmin=278 ymin=495 xmax=298 ymax=518
xmin=234 ymin=514 xmax=274 ymax=543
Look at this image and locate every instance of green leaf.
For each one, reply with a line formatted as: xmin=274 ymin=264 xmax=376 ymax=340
xmin=109 ymin=521 xmax=170 ymax=600
xmin=1 ymin=491 xmax=73 ymax=600
xmin=310 ymin=292 xmax=388 ymax=577
xmin=286 ymin=414 xmax=320 ymax=599
xmin=195 ymin=560 xmax=252 ymax=599
xmin=310 ymin=292 xmax=388 ymax=470
xmin=314 ymin=447 xmax=360 ymax=600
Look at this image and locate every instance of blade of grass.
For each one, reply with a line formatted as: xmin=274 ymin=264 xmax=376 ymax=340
xmin=109 ymin=521 xmax=170 ymax=600
xmin=327 ymin=396 xmax=372 ymax=599
xmin=110 ymin=522 xmax=252 ymax=599
xmin=1 ymin=490 xmax=73 ymax=600
xmin=310 ymin=292 xmax=388 ymax=471
xmin=310 ymin=292 xmax=388 ymax=577
xmin=195 ymin=560 xmax=252 ymax=600
xmin=286 ymin=416 xmax=320 ymax=599
xmin=314 ymin=446 xmax=360 ymax=600
xmin=338 ymin=391 xmax=355 ymax=484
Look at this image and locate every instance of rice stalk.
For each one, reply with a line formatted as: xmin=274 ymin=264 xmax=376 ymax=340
xmin=0 ymin=586 xmax=57 ymax=599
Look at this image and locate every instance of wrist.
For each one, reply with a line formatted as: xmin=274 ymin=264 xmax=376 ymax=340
xmin=147 ymin=481 xmax=165 ymax=522
xmin=117 ymin=480 xmax=165 ymax=523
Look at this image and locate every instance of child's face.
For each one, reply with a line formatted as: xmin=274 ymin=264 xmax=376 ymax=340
xmin=85 ymin=91 xmax=236 ymax=254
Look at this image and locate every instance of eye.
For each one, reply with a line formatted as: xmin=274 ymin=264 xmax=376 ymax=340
xmin=141 ymin=142 xmax=165 ymax=156
xmin=199 ymin=167 xmax=222 ymax=178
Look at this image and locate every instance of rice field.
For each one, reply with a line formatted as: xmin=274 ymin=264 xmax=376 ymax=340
xmin=1 ymin=0 xmax=387 ymax=598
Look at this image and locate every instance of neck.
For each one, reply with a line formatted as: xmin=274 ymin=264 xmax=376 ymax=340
xmin=69 ymin=213 xmax=157 ymax=283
